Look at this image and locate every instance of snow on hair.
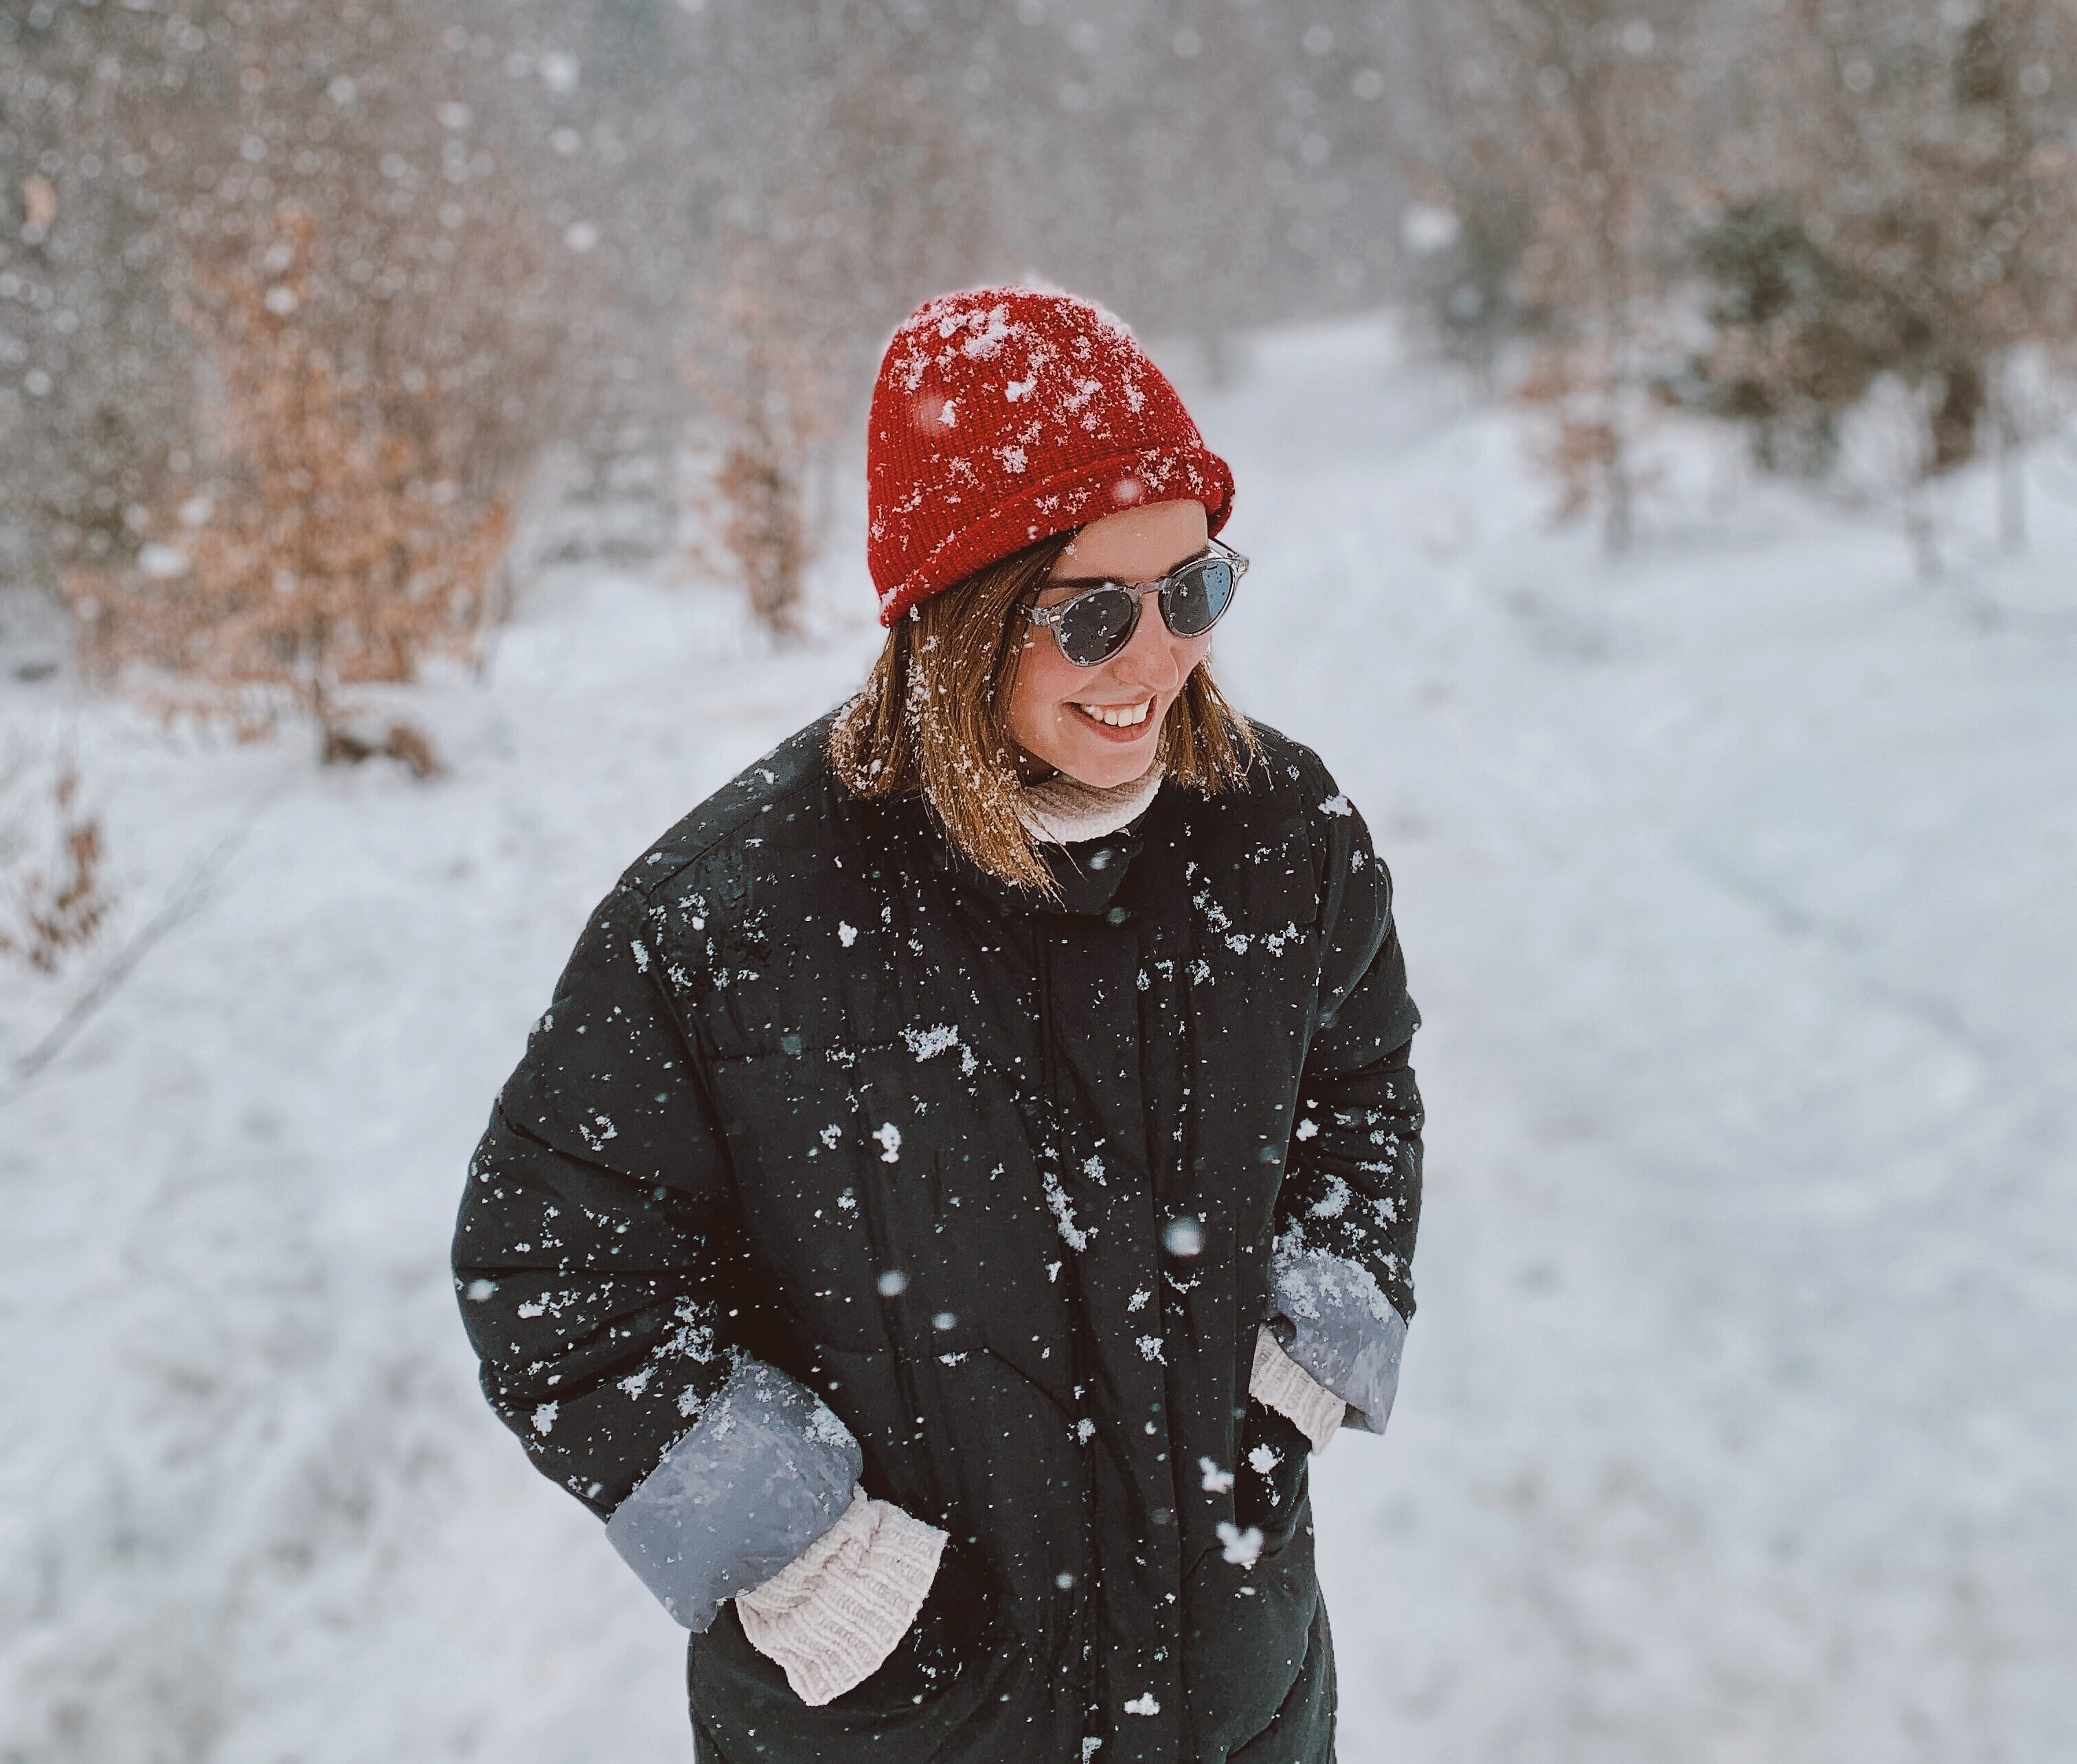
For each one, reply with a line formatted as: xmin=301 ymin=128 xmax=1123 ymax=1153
xmin=829 ymin=530 xmax=1254 ymax=896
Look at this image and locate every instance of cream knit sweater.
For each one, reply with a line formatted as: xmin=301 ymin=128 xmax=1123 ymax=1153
xmin=732 ymin=763 xmax=1346 ymax=1704
xmin=735 ymin=1484 xmax=947 ymax=1706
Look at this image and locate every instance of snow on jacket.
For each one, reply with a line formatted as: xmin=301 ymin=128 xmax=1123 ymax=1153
xmin=452 ymin=712 xmax=1425 ymax=1763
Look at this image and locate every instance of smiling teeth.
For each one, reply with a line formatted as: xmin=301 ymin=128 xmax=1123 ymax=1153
xmin=1078 ymin=699 xmax=1152 ymax=728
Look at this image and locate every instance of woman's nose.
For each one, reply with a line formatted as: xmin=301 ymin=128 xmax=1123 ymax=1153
xmin=1111 ymin=593 xmax=1191 ymax=690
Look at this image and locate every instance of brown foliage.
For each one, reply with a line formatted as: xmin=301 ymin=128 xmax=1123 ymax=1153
xmin=677 ymin=29 xmax=1003 ymax=632
xmin=1418 ymin=0 xmax=1692 ymax=552
xmin=322 ymin=719 xmax=440 ymax=779
xmin=0 ymin=754 xmax=114 ymax=975
xmin=679 ymin=260 xmax=838 ymax=638
xmin=1516 ymin=346 xmax=1623 ymax=525
xmin=67 ymin=209 xmax=510 ymax=760
xmin=5 ymin=0 xmax=582 ymax=603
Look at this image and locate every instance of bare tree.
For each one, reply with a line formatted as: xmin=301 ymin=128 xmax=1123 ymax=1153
xmin=1403 ymin=0 xmax=1697 ymax=552
xmin=679 ymin=256 xmax=838 ymax=638
xmin=1696 ymin=0 xmax=2077 ymax=561
xmin=1389 ymin=4 xmax=1545 ymax=389
xmin=674 ymin=5 xmax=1008 ymax=629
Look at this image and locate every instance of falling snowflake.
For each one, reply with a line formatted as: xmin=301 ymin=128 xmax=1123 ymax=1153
xmin=1162 ymin=1217 xmax=1205 ymax=1257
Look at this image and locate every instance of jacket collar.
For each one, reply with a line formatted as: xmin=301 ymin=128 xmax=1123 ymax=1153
xmin=918 ymin=794 xmax=1156 ymax=920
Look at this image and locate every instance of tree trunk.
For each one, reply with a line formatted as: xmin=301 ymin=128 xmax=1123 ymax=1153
xmin=1993 ymin=375 xmax=2027 ymax=555
xmin=1903 ymin=493 xmax=1942 ymax=581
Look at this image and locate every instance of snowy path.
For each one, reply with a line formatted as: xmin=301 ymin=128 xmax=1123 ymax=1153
xmin=3 ymin=318 xmax=2072 ymax=1762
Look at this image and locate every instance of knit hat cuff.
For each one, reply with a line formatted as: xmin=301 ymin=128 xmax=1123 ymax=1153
xmin=874 ymin=441 xmax=1234 ymax=626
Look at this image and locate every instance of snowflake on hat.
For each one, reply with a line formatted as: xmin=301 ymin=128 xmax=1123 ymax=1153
xmin=865 ymin=286 xmax=1236 ymax=626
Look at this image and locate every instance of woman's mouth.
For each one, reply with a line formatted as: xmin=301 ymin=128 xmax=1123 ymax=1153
xmin=1070 ymin=696 xmax=1156 ymax=736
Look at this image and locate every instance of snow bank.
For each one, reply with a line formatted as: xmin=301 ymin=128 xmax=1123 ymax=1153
xmin=3 ymin=313 xmax=2072 ymax=1761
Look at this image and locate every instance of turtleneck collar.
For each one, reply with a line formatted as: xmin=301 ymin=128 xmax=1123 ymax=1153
xmin=1016 ymin=761 xmax=1165 ymax=847
xmin=916 ymin=763 xmax=1164 ymax=920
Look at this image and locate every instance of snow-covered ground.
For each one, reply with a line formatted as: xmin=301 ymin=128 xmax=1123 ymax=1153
xmin=3 ymin=315 xmax=2073 ymax=1763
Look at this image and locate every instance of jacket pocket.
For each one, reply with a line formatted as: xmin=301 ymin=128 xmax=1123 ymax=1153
xmin=1179 ymin=1500 xmax=1319 ymax=1756
xmin=1234 ymin=1399 xmax=1312 ymax=1559
xmin=691 ymin=1586 xmax=1017 ymax=1750
xmin=1176 ymin=1394 xmax=1320 ymax=1753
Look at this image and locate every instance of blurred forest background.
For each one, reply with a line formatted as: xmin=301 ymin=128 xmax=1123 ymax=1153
xmin=6 ymin=0 xmax=2076 ymax=795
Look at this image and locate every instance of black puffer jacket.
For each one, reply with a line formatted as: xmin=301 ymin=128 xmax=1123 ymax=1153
xmin=453 ymin=713 xmax=1423 ymax=1763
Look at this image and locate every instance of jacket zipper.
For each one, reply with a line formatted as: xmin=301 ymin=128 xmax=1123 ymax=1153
xmin=1037 ymin=923 xmax=1101 ymax=1721
xmin=918 ymin=1146 xmax=981 ymax=1544
xmin=861 ymin=1157 xmax=931 ymax=1483
xmin=1035 ymin=925 xmax=1059 ymax=1102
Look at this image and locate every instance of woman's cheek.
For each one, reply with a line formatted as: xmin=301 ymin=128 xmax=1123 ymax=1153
xmin=1006 ymin=648 xmax=1074 ymax=755
xmin=1036 ymin=655 xmax=1088 ymax=719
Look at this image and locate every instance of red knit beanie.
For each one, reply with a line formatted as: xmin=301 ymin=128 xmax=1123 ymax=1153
xmin=865 ymin=286 xmax=1235 ymax=626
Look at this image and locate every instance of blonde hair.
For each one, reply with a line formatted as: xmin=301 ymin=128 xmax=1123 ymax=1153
xmin=830 ymin=530 xmax=1256 ymax=894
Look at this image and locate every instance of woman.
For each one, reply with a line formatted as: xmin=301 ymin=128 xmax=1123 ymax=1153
xmin=453 ymin=286 xmax=1424 ymax=1764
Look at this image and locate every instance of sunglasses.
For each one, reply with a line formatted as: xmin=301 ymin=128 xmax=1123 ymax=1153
xmin=1025 ymin=540 xmax=1249 ymax=668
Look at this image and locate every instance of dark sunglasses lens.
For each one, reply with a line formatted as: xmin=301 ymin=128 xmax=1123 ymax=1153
xmin=1055 ymin=587 xmax=1140 ymax=664
xmin=1162 ymin=557 xmax=1235 ymax=637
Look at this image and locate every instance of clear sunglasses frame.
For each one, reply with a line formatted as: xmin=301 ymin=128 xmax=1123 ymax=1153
xmin=1023 ymin=539 xmax=1250 ymax=668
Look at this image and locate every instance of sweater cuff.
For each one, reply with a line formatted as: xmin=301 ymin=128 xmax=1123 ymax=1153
xmin=1249 ymin=1326 xmax=1346 ymax=1452
xmin=735 ymin=1485 xmax=947 ymax=1707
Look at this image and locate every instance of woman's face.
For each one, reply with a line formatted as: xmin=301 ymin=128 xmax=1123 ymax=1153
xmin=1006 ymin=499 xmax=1215 ymax=789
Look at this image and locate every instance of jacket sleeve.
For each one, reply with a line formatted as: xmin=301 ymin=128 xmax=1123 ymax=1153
xmin=1268 ymin=773 xmax=1425 ymax=1435
xmin=453 ymin=879 xmax=862 ymax=1631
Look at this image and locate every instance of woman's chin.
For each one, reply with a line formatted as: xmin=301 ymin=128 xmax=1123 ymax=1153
xmin=1052 ymin=735 xmax=1158 ymax=790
